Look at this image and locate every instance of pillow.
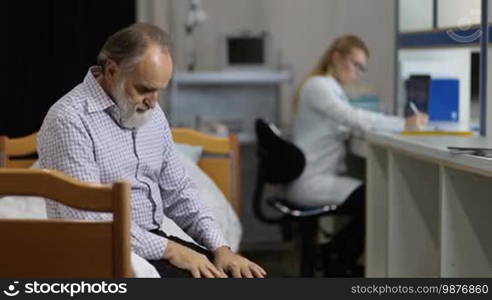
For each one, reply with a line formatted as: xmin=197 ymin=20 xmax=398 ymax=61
xmin=175 ymin=143 xmax=203 ymax=164
xmin=0 ymin=196 xmax=47 ymax=219
xmin=162 ymin=151 xmax=242 ymax=251
xmin=0 ymin=160 xmax=46 ymax=219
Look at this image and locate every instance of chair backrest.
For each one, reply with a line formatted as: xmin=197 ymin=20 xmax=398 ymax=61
xmin=0 ymin=133 xmax=38 ymax=168
xmin=252 ymin=119 xmax=306 ymax=223
xmin=0 ymin=168 xmax=132 ymax=278
xmin=255 ymin=119 xmax=305 ymax=184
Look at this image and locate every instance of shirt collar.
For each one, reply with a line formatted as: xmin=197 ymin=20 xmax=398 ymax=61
xmin=84 ymin=66 xmax=118 ymax=113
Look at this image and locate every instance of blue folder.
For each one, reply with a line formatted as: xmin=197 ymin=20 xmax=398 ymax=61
xmin=428 ymin=79 xmax=459 ymax=122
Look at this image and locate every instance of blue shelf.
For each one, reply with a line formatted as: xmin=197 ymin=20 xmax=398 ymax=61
xmin=398 ymin=26 xmax=492 ymax=48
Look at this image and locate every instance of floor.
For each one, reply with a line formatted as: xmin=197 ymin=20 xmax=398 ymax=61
xmin=241 ymin=241 xmax=301 ymax=277
xmin=239 ymin=143 xmax=284 ymax=247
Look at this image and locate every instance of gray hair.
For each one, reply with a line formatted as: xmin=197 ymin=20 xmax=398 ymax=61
xmin=97 ymin=23 xmax=172 ymax=72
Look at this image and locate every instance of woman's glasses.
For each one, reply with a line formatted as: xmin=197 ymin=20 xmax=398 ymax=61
xmin=348 ymin=58 xmax=367 ymax=73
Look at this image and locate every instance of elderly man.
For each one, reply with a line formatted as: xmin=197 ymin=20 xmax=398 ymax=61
xmin=38 ymin=23 xmax=265 ymax=278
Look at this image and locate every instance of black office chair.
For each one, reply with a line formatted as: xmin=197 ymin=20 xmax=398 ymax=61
xmin=252 ymin=118 xmax=341 ymax=277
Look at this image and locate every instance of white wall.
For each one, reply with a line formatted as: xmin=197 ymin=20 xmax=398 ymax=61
xmin=137 ymin=0 xmax=397 ymax=124
xmin=137 ymin=0 xmax=171 ymax=31
xmin=263 ymin=0 xmax=337 ymax=126
xmin=169 ymin=0 xmax=267 ymax=71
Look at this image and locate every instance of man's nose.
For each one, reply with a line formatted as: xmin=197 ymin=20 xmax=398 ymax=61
xmin=144 ymin=93 xmax=158 ymax=108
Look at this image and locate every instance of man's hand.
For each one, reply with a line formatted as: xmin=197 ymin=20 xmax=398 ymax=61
xmin=164 ymin=240 xmax=226 ymax=278
xmin=213 ymin=246 xmax=267 ymax=278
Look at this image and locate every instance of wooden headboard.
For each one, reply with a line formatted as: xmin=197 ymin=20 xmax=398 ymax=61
xmin=0 ymin=136 xmax=5 ymax=167
xmin=171 ymin=128 xmax=241 ymax=215
xmin=0 ymin=130 xmax=241 ymax=215
xmin=0 ymin=133 xmax=37 ymax=168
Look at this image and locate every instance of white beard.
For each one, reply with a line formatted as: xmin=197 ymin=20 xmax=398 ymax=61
xmin=113 ymin=81 xmax=153 ymax=129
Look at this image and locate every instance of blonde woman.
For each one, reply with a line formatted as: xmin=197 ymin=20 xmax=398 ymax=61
xmin=287 ymin=35 xmax=427 ymax=276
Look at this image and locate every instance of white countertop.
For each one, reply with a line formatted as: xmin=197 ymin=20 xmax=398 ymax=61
xmin=363 ymin=131 xmax=492 ymax=176
xmin=172 ymin=70 xmax=292 ymax=85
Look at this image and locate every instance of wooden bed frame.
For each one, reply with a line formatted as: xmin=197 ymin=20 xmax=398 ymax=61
xmin=0 ymin=129 xmax=240 ymax=277
xmin=171 ymin=128 xmax=241 ymax=215
xmin=1 ymin=129 xmax=241 ymax=214
xmin=0 ymin=133 xmax=37 ymax=168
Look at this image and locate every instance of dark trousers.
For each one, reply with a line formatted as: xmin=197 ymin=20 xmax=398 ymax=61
xmin=147 ymin=230 xmax=213 ymax=278
xmin=329 ymin=184 xmax=366 ymax=266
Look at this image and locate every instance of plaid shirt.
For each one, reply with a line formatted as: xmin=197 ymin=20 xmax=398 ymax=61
xmin=38 ymin=67 xmax=228 ymax=260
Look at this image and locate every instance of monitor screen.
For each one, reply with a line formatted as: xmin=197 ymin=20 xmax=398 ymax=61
xmin=227 ymin=37 xmax=265 ymax=65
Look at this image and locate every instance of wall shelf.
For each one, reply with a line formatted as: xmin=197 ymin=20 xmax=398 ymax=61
xmin=167 ymin=70 xmax=292 ymax=143
xmin=173 ymin=70 xmax=292 ymax=85
xmin=398 ymin=25 xmax=492 ymax=48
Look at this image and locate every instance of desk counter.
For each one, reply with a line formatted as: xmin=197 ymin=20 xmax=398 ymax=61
xmin=351 ymin=131 xmax=492 ymax=277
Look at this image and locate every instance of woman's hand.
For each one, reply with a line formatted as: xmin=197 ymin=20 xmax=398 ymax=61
xmin=405 ymin=113 xmax=429 ymax=130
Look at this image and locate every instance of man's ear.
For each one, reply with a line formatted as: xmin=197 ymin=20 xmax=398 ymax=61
xmin=105 ymin=59 xmax=120 ymax=81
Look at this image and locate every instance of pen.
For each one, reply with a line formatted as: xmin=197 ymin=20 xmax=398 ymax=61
xmin=409 ymin=101 xmax=420 ymax=115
